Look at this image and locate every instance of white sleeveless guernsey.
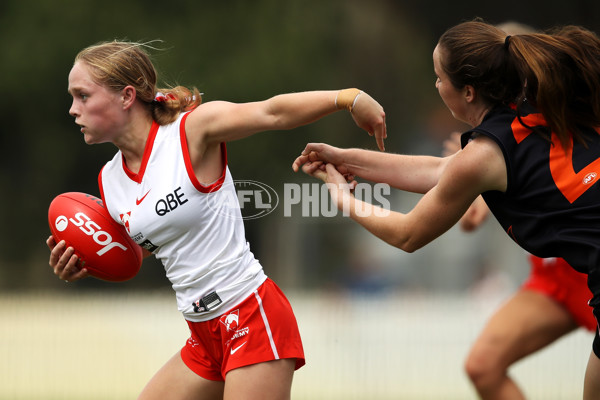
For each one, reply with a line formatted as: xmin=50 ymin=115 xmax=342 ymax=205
xmin=99 ymin=112 xmax=266 ymax=322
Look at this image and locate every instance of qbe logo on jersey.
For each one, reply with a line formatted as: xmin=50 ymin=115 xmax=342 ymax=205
xmin=206 ymin=180 xmax=279 ymax=220
xmin=54 ymin=211 xmax=129 ymax=255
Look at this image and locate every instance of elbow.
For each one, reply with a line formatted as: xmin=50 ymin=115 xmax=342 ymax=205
xmin=376 ymin=221 xmax=426 ymax=253
xmin=402 ymin=245 xmax=418 ymax=254
xmin=391 ymin=237 xmax=423 ymax=253
xmin=400 ymin=243 xmax=422 ymax=254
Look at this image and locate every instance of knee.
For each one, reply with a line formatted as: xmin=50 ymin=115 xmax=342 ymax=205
xmin=464 ymin=350 xmax=503 ymax=389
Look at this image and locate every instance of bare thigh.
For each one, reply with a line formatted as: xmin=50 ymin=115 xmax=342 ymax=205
xmin=468 ymin=289 xmax=578 ymax=369
xmin=224 ymin=359 xmax=296 ymax=400
xmin=584 ymin=350 xmax=600 ymax=400
xmin=138 ymin=352 xmax=225 ymax=400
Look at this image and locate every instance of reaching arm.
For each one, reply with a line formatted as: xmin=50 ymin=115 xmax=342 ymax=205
xmin=299 ymin=135 xmax=507 ymax=252
xmin=185 ymin=89 xmax=386 ymax=150
xmin=293 ymin=143 xmax=451 ymax=194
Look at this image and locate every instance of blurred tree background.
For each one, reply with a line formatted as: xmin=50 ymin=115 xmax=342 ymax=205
xmin=2 ymin=0 xmax=599 ymax=292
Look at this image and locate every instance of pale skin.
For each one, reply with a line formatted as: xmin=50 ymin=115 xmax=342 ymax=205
xmin=293 ymin=44 xmax=600 ymax=400
xmin=47 ymin=60 xmax=386 ymax=400
xmin=292 ymin=45 xmax=507 ymax=253
xmin=444 ymin=132 xmax=583 ymax=400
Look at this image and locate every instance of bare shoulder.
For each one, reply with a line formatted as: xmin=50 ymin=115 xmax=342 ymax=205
xmin=184 ymin=101 xmax=231 ymax=133
xmin=184 ymin=99 xmax=270 ymax=145
xmin=447 ymin=134 xmax=507 ymax=193
xmin=183 ymin=101 xmax=232 ymax=148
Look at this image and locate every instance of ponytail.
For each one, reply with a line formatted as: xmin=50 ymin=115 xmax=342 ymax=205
xmin=439 ymin=21 xmax=600 ymax=147
xmin=150 ymin=86 xmax=203 ymax=125
xmin=509 ymin=27 xmax=600 ymax=146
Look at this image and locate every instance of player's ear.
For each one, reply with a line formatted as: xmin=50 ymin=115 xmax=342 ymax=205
xmin=121 ymin=85 xmax=137 ymax=110
xmin=463 ymin=85 xmax=476 ymax=103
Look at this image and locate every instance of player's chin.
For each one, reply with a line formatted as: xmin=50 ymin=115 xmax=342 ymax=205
xmin=81 ymin=130 xmax=93 ymax=143
xmin=82 ymin=133 xmax=104 ymax=145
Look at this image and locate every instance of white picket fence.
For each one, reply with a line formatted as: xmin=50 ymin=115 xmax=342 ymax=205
xmin=0 ymin=290 xmax=591 ymax=399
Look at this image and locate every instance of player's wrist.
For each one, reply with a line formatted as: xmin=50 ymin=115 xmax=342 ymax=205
xmin=335 ymin=88 xmax=362 ymax=112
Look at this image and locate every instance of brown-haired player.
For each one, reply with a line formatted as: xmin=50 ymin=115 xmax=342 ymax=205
xmin=295 ymin=20 xmax=600 ymax=399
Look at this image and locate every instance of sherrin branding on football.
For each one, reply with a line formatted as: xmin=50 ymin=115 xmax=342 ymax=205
xmin=58 ymin=211 xmax=129 ymax=256
xmin=48 ymin=192 xmax=143 ymax=282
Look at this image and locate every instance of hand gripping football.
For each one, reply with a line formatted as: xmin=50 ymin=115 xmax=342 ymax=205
xmin=48 ymin=192 xmax=143 ymax=282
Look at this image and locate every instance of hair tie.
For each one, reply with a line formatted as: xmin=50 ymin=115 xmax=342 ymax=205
xmin=153 ymin=92 xmax=177 ymax=103
xmin=504 ymin=35 xmax=512 ymax=50
xmin=154 ymin=92 xmax=167 ymax=103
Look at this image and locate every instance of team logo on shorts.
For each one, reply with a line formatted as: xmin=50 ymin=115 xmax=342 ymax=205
xmin=220 ymin=310 xmax=239 ymax=331
xmin=220 ymin=310 xmax=251 ymax=346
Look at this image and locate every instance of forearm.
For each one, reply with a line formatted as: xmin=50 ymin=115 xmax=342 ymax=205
xmin=319 ymin=136 xmax=502 ymax=254
xmin=267 ymin=88 xmax=386 ymax=151
xmin=265 ymin=91 xmax=340 ymax=130
xmin=343 ymin=196 xmax=419 ymax=252
xmin=341 ymin=185 xmax=466 ymax=252
xmin=342 ymin=148 xmax=448 ymax=194
xmin=340 ymin=197 xmax=436 ymax=253
xmin=192 ymin=88 xmax=385 ymax=150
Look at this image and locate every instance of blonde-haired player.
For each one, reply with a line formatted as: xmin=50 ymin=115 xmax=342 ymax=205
xmin=47 ymin=40 xmax=386 ymax=399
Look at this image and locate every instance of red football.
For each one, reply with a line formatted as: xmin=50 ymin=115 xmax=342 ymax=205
xmin=48 ymin=192 xmax=143 ymax=282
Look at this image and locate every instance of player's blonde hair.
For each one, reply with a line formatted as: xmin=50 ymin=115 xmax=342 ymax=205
xmin=74 ymin=40 xmax=202 ymax=125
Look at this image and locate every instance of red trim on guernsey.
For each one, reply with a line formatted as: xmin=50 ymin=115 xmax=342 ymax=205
xmin=98 ymin=166 xmax=106 ymax=207
xmin=179 ymin=112 xmax=228 ymax=193
xmin=122 ymin=120 xmax=160 ymax=183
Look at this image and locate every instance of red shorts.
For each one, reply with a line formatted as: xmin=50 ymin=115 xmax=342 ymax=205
xmin=522 ymin=255 xmax=596 ymax=332
xmin=180 ymin=278 xmax=305 ymax=381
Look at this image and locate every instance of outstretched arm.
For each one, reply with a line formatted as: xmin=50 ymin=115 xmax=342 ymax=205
xmin=185 ymin=88 xmax=387 ymax=151
xmin=297 ymin=135 xmax=507 ymax=252
xmin=293 ymin=142 xmax=451 ymax=194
